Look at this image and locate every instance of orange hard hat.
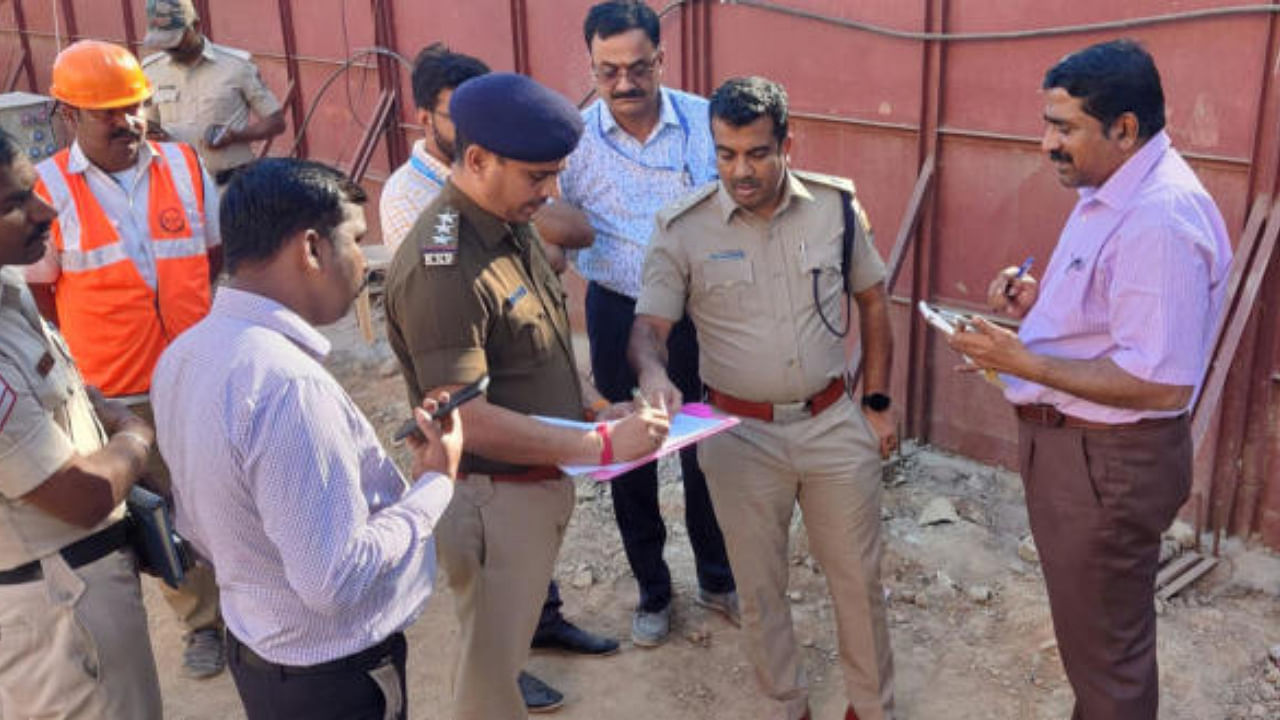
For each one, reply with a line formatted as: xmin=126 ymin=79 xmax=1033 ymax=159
xmin=49 ymin=40 xmax=153 ymax=110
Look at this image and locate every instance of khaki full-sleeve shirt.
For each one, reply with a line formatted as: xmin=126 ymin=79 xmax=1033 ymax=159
xmin=637 ymin=171 xmax=887 ymax=404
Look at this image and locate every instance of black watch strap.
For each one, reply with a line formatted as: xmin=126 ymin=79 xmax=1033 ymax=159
xmin=861 ymin=392 xmax=891 ymax=412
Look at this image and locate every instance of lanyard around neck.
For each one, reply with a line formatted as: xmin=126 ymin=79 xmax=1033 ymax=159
xmin=598 ymin=92 xmax=696 ymax=186
xmin=409 ymin=154 xmax=446 ymax=187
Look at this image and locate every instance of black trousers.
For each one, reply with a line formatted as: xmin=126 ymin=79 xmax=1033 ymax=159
xmin=585 ymin=281 xmax=735 ymax=612
xmin=228 ymin=631 xmax=407 ymax=720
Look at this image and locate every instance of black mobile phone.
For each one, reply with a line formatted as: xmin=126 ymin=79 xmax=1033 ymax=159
xmin=393 ymin=375 xmax=490 ymax=443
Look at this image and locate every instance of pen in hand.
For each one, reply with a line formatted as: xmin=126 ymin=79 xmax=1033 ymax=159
xmin=1004 ymin=256 xmax=1035 ymax=299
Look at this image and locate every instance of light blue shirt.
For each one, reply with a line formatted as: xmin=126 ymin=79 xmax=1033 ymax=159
xmin=152 ymin=288 xmax=453 ymax=665
xmin=561 ymin=86 xmax=718 ymax=299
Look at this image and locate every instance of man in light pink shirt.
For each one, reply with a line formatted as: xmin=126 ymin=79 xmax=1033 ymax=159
xmin=950 ymin=40 xmax=1231 ymax=720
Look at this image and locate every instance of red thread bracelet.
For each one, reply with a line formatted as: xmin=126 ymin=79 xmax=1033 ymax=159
xmin=595 ymin=422 xmax=613 ymax=465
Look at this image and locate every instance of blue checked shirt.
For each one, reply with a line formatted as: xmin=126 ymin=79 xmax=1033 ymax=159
xmin=152 ymin=288 xmax=453 ymax=665
xmin=561 ymin=87 xmax=718 ymax=299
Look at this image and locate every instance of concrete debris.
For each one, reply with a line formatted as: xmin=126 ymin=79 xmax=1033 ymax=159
xmin=918 ymin=497 xmax=960 ymax=526
xmin=1018 ymin=535 xmax=1040 ymax=565
xmin=571 ymin=567 xmax=594 ymax=589
xmin=788 ymin=590 xmax=804 ymax=602
xmin=966 ymin=585 xmax=993 ymax=604
xmin=1166 ymin=520 xmax=1197 ymax=550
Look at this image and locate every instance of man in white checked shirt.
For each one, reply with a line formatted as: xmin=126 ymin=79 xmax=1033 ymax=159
xmin=153 ymin=158 xmax=461 ymax=720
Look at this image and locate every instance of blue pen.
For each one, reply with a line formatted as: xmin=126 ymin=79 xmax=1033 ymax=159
xmin=1004 ymin=256 xmax=1034 ymax=299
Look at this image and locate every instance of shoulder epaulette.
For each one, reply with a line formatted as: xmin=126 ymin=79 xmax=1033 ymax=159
xmin=656 ymin=181 xmax=718 ymax=230
xmin=791 ymin=169 xmax=856 ymax=195
xmin=418 ymin=205 xmax=460 ymax=267
xmin=209 ymin=43 xmax=252 ymax=62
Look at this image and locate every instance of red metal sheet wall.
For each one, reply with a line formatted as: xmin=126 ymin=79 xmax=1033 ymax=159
xmin=3 ymin=0 xmax=1277 ymax=547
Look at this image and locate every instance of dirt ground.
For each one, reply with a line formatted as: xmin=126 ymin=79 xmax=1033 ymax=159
xmin=149 ymin=309 xmax=1280 ymax=720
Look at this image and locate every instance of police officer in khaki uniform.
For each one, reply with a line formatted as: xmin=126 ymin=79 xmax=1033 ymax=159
xmin=0 ymin=131 xmax=162 ymax=719
xmin=142 ymin=0 xmax=285 ymax=186
xmin=384 ymin=73 xmax=670 ymax=720
xmin=630 ymin=77 xmax=897 ymax=720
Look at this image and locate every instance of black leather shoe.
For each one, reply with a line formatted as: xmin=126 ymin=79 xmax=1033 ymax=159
xmin=531 ymin=619 xmax=620 ymax=656
xmin=519 ymin=671 xmax=564 ymax=713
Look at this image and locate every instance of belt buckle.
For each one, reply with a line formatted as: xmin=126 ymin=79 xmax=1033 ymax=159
xmin=772 ymin=400 xmax=809 ymax=425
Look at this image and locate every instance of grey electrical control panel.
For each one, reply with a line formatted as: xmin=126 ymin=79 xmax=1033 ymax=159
xmin=0 ymin=92 xmax=61 ymax=163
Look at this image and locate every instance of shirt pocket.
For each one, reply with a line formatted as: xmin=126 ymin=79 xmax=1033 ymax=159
xmin=695 ymin=252 xmax=761 ymax=318
xmin=800 ymin=233 xmax=846 ymax=322
xmin=502 ymin=291 xmax=554 ymax=360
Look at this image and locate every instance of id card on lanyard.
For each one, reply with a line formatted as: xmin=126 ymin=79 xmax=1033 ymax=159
xmin=599 ymin=94 xmax=698 ymax=188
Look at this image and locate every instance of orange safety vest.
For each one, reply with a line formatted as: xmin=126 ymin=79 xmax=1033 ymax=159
xmin=33 ymin=142 xmax=211 ymax=397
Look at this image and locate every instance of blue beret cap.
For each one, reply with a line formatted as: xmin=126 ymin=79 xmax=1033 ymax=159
xmin=449 ymin=73 xmax=584 ymax=163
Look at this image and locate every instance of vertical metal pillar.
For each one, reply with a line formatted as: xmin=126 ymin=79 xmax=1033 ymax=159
xmin=276 ymin=0 xmax=307 ymax=158
xmin=121 ymin=0 xmax=139 ymax=51
xmin=905 ymin=0 xmax=946 ymax=440
xmin=372 ymin=0 xmax=407 ymax=170
xmin=509 ymin=0 xmax=531 ymax=75
xmin=11 ymin=0 xmax=37 ymax=91
xmin=57 ymin=0 xmax=79 ymax=41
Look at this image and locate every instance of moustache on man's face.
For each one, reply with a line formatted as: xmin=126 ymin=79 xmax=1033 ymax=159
xmin=611 ymin=89 xmax=645 ymax=100
xmin=1049 ymin=150 xmax=1072 ymax=164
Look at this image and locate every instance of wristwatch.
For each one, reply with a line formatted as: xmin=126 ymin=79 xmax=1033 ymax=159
xmin=861 ymin=392 xmax=891 ymax=412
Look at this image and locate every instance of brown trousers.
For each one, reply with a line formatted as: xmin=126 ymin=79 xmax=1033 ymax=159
xmin=1019 ymin=414 xmax=1191 ymax=720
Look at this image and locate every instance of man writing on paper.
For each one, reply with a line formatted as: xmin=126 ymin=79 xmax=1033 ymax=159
xmin=629 ymin=77 xmax=897 ymax=720
xmin=949 ymin=40 xmax=1231 ymax=720
xmin=384 ymin=72 xmax=669 ymax=720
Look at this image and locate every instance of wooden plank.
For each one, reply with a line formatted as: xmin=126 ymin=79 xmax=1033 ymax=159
xmin=1192 ymin=195 xmax=1280 ymax=451
xmin=1192 ymin=194 xmax=1269 ymax=425
xmin=1156 ymin=556 xmax=1219 ymax=601
xmin=1154 ymin=552 xmax=1202 ymax=590
xmin=848 ymin=154 xmax=936 ymax=386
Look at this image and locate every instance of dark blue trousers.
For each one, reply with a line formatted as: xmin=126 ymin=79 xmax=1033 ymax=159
xmin=585 ymin=282 xmax=735 ymax=612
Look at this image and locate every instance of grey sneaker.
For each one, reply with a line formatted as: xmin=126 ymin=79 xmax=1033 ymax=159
xmin=696 ymin=588 xmax=741 ymax=627
xmin=182 ymin=628 xmax=226 ymax=679
xmin=631 ymin=605 xmax=671 ymax=647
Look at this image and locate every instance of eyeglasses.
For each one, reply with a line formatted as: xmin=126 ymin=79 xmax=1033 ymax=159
xmin=591 ymin=54 xmax=660 ymax=84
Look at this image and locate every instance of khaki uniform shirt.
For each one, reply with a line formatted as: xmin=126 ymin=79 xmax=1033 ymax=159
xmin=384 ymin=181 xmax=585 ymax=476
xmin=637 ymin=171 xmax=887 ymax=404
xmin=143 ymin=40 xmax=282 ymax=175
xmin=0 ymin=267 xmax=119 ymax=569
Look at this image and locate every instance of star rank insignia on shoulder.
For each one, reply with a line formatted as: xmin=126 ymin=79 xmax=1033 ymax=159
xmin=421 ymin=207 xmax=460 ymax=267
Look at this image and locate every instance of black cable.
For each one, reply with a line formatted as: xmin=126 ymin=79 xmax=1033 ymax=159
xmin=811 ymin=269 xmax=850 ymax=338
xmin=287 ymin=46 xmax=412 ymax=158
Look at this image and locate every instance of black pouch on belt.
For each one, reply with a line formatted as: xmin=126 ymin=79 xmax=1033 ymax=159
xmin=125 ymin=485 xmax=194 ymax=589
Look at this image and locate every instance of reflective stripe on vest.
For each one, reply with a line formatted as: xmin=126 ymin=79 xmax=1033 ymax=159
xmin=33 ymin=143 xmax=211 ymax=397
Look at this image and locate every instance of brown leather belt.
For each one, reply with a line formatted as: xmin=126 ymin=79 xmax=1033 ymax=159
xmin=463 ymin=466 xmax=562 ymax=483
xmin=1015 ymin=403 xmax=1184 ymax=431
xmin=707 ymin=377 xmax=847 ymax=424
xmin=0 ymin=520 xmax=129 ymax=585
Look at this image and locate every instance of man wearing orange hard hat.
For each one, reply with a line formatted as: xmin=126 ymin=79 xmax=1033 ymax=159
xmin=25 ymin=39 xmax=227 ymax=680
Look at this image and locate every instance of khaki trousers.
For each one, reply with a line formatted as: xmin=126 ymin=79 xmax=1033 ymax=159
xmin=128 ymin=399 xmax=222 ymax=634
xmin=699 ymin=396 xmax=894 ymax=720
xmin=0 ymin=550 xmax=162 ymax=718
xmin=436 ymin=475 xmax=575 ymax=720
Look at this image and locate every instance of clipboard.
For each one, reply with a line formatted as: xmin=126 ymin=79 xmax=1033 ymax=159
xmin=537 ymin=403 xmax=739 ymax=481
xmin=916 ymin=301 xmax=1007 ymax=389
